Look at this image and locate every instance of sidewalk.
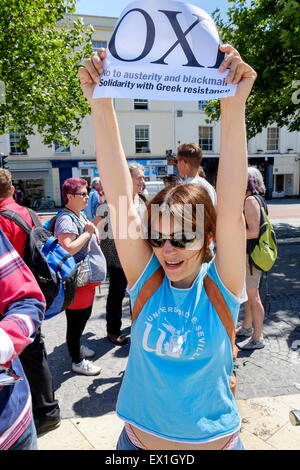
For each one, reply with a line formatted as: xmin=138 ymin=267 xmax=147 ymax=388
xmin=37 ymin=394 xmax=300 ymax=450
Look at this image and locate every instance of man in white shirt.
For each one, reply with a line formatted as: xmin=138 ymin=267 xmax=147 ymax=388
xmin=176 ymin=143 xmax=217 ymax=206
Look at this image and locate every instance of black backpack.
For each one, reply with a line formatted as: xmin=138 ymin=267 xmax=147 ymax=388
xmin=0 ymin=208 xmax=78 ymax=318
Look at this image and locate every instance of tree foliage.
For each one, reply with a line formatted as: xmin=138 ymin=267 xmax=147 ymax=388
xmin=205 ymin=0 xmax=300 ymax=138
xmin=0 ymin=0 xmax=94 ymax=148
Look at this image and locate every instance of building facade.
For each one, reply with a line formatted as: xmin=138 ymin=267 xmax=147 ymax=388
xmin=1 ymin=14 xmax=299 ymax=206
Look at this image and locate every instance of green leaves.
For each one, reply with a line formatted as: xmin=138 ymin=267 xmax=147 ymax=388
xmin=0 ymin=0 xmax=94 ymax=147
xmin=207 ymin=0 xmax=300 ymax=138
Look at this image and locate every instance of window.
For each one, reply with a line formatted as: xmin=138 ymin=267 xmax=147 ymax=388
xmin=9 ymin=132 xmax=27 ymax=155
xmin=134 ymin=99 xmax=149 ymax=110
xmin=199 ymin=126 xmax=213 ymax=151
xmin=198 ymin=100 xmax=208 ymax=111
xmin=54 ymin=129 xmax=71 ymax=154
xmin=92 ymin=40 xmax=107 ymax=51
xmin=267 ymin=127 xmax=279 ymax=152
xmin=135 ymin=125 xmax=150 ymax=153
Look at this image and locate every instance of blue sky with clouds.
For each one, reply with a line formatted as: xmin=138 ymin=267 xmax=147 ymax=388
xmin=75 ymin=0 xmax=241 ymax=20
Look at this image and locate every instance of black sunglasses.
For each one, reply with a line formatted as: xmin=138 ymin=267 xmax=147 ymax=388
xmin=147 ymin=232 xmax=198 ymax=249
xmin=74 ymin=192 xmax=89 ymax=197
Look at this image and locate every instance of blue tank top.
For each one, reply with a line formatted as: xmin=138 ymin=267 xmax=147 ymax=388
xmin=116 ymin=254 xmax=246 ymax=443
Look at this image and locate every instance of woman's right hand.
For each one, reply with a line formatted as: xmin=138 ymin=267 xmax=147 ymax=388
xmin=84 ymin=221 xmax=96 ymax=236
xmin=78 ymin=48 xmax=107 ymax=104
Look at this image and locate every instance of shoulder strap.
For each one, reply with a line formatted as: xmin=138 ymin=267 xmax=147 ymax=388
xmin=203 ymin=275 xmax=238 ymax=360
xmin=253 ymin=194 xmax=268 ymax=215
xmin=50 ymin=210 xmax=83 ymax=234
xmin=26 ymin=208 xmax=43 ymax=227
xmin=0 ymin=207 xmax=42 ymax=230
xmin=66 ymin=210 xmax=85 ymax=233
xmin=131 ymin=266 xmax=164 ymax=326
xmin=0 ymin=209 xmax=33 ymax=234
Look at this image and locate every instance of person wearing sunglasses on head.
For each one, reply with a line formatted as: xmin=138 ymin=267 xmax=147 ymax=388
xmin=53 ymin=178 xmax=106 ymax=376
xmin=78 ymin=45 xmax=256 ymax=449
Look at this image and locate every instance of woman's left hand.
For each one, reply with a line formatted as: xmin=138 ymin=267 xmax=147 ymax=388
xmin=219 ymin=44 xmax=257 ymax=104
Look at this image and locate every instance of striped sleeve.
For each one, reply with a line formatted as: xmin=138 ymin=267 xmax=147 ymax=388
xmin=0 ymin=229 xmax=45 ymax=365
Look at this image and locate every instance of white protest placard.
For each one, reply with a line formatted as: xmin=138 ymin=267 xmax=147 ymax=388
xmin=93 ymin=0 xmax=236 ymax=101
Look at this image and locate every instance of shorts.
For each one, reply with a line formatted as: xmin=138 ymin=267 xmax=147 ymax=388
xmin=68 ymin=282 xmax=100 ymax=310
xmin=246 ymin=256 xmax=262 ymax=289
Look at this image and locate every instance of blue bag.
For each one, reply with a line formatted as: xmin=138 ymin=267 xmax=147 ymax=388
xmin=0 ymin=208 xmax=77 ymax=319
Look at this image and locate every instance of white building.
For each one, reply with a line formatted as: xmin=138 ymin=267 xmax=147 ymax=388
xmin=1 ymin=14 xmax=299 ymax=206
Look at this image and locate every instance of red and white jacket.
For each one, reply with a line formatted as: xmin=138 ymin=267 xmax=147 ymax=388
xmin=0 ymin=228 xmax=45 ymax=449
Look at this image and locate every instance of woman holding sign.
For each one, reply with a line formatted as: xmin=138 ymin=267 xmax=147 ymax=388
xmin=79 ymin=45 xmax=256 ymax=450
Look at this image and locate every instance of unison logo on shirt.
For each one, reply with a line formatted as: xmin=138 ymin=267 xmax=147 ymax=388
xmin=142 ymin=306 xmax=205 ymax=359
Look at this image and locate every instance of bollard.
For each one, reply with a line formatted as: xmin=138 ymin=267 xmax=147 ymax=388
xmin=289 ymin=410 xmax=300 ymax=426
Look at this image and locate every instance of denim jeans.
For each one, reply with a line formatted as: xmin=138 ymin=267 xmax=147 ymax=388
xmin=234 ymin=438 xmax=245 ymax=450
xmin=116 ymin=427 xmax=143 ymax=450
xmin=9 ymin=418 xmax=38 ymax=450
xmin=116 ymin=427 xmax=245 ymax=451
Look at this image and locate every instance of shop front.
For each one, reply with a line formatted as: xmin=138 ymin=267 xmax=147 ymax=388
xmin=10 ymin=168 xmax=51 ymax=208
xmin=73 ymin=159 xmax=169 ymax=184
xmin=127 ymin=158 xmax=168 ymax=181
xmin=72 ymin=160 xmax=98 ymax=186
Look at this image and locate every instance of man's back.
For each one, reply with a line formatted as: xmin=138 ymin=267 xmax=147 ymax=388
xmin=183 ymin=176 xmax=217 ymax=207
xmin=0 ymin=197 xmax=35 ymax=258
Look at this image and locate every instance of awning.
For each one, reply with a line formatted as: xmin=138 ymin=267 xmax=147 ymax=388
xmin=11 ymin=169 xmax=49 ymax=180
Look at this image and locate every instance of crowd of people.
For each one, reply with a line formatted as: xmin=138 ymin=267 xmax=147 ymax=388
xmin=0 ymin=44 xmax=267 ymax=451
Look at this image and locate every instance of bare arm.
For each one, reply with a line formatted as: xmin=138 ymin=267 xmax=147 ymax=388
xmin=57 ymin=221 xmax=95 ymax=256
xmin=244 ymin=197 xmax=261 ymax=239
xmin=215 ymin=45 xmax=257 ymax=296
xmin=57 ymin=232 xmax=91 ymax=256
xmin=78 ymin=51 xmax=152 ymax=287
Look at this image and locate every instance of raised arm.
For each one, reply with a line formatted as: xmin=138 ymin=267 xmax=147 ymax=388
xmin=78 ymin=50 xmax=152 ymax=287
xmin=215 ymin=45 xmax=257 ymax=296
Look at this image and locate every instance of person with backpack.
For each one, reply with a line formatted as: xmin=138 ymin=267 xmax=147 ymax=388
xmin=78 ymin=45 xmax=256 ymax=450
xmin=0 ymin=228 xmax=45 ymax=450
xmin=53 ymin=178 xmax=106 ymax=376
xmin=0 ymin=168 xmax=61 ymax=437
xmin=236 ymin=167 xmax=269 ymax=350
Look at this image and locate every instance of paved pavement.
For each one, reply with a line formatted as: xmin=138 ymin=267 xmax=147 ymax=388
xmin=37 ymin=199 xmax=300 ymax=450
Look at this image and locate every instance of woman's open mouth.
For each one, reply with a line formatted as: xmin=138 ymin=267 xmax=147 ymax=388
xmin=164 ymin=260 xmax=184 ymax=270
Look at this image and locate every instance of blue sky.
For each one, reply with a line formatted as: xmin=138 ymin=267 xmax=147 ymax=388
xmin=75 ymin=0 xmax=240 ymax=20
